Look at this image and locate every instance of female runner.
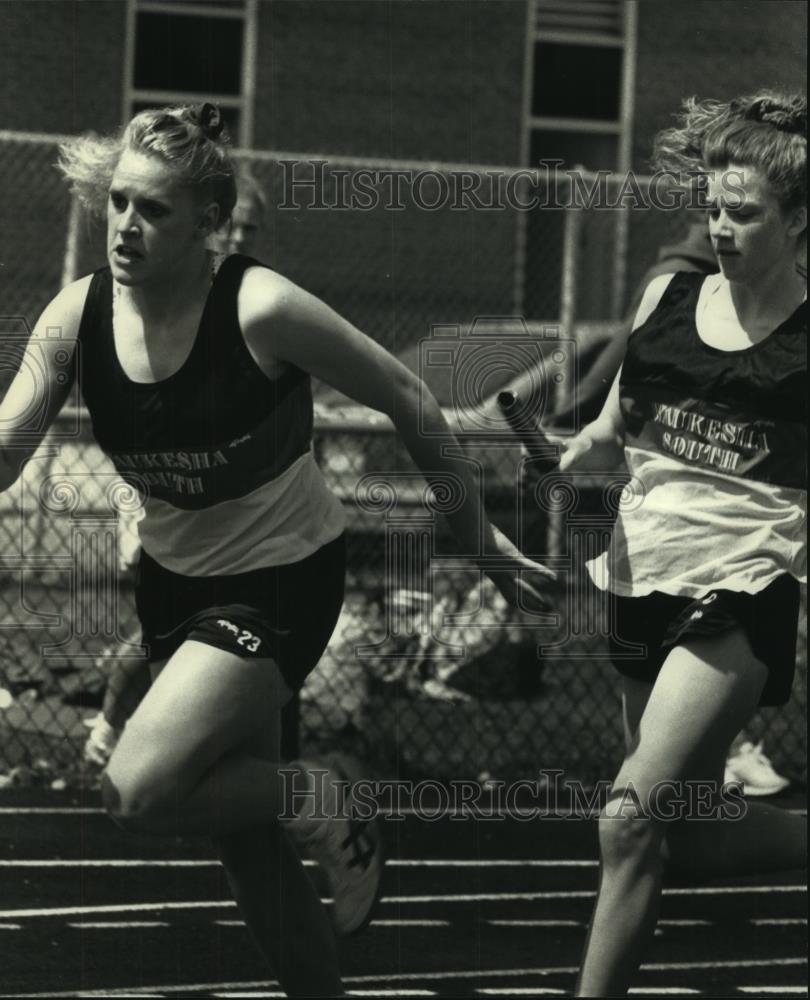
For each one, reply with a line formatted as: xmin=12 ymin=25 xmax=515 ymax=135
xmin=559 ymin=91 xmax=807 ymax=997
xmin=0 ymin=103 xmax=554 ymax=996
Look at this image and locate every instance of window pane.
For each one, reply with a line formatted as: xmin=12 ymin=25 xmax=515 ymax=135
xmin=532 ymin=43 xmax=622 ymax=121
xmin=146 ymin=1 xmax=246 ymax=8
xmin=134 ymin=12 xmax=243 ymax=94
xmin=530 ymin=129 xmax=618 ymax=172
xmin=131 ymin=101 xmax=241 ymax=144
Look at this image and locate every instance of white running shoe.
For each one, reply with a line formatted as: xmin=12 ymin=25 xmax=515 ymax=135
xmin=724 ymin=741 xmax=790 ymax=797
xmin=285 ymin=756 xmax=383 ymax=935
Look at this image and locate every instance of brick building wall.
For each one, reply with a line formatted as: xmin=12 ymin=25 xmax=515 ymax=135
xmin=0 ymin=0 xmax=125 ymax=135
xmin=2 ymin=0 xmax=805 ymax=172
xmin=250 ymin=0 xmax=527 ymax=351
xmin=254 ymin=0 xmax=526 ymax=163
xmin=0 ymin=0 xmax=806 ymax=336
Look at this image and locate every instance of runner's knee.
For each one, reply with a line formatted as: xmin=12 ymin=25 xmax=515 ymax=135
xmin=101 ymin=757 xmax=179 ymax=833
xmin=598 ymin=789 xmax=660 ymax=869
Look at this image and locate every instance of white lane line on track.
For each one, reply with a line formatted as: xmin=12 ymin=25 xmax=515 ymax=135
xmin=491 ymin=917 xmax=743 ymax=931
xmin=6 ymin=958 xmax=807 ymax=998
xmin=371 ymin=919 xmax=450 ymax=928
xmin=0 ymin=923 xmax=21 ymax=930
xmin=658 ymin=920 xmax=712 ymax=927
xmin=7 ymin=993 xmax=166 ymax=998
xmin=628 ymin=990 xmax=701 ymax=995
xmin=390 ymin=860 xmax=597 ymax=867
xmin=380 ymin=886 xmax=806 ymax=903
xmin=489 ymin=919 xmax=582 ymax=927
xmin=2 ymin=883 xmax=805 ymax=919
xmin=0 ymin=861 xmax=220 ymax=868
xmin=348 ymin=992 xmax=438 ymax=997
xmin=350 ymin=958 xmax=808 ymax=980
xmin=476 ymin=991 xmax=566 ymax=996
xmin=750 ymin=917 xmax=807 ymax=926
xmin=737 ymin=989 xmax=809 ymax=995
xmin=2 ymin=806 xmax=806 ymax=818
xmin=219 ymin=917 xmax=521 ymax=929
xmin=74 ymin=913 xmax=745 ymax=938
xmin=642 ymin=959 xmax=806 ymax=972
xmin=0 ymin=901 xmax=237 ymax=920
xmin=0 ymin=858 xmax=594 ymax=868
xmin=67 ymin=922 xmax=169 ymax=929
xmin=0 ymin=809 xmax=105 ymax=814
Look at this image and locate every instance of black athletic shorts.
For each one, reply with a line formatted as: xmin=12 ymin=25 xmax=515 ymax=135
xmin=608 ymin=574 xmax=801 ymax=706
xmin=134 ymin=534 xmax=346 ymax=692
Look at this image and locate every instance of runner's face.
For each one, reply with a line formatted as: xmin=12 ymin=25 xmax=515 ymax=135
xmin=227 ymin=195 xmax=264 ymax=255
xmin=706 ymin=164 xmax=802 ymax=281
xmin=107 ymin=149 xmax=207 ymax=285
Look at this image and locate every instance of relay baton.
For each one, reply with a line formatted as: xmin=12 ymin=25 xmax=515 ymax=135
xmin=497 ymin=389 xmax=560 ymax=473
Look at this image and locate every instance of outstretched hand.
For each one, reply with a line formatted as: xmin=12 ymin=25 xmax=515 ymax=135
xmin=480 ymin=524 xmax=558 ymax=614
xmin=542 ymin=428 xmax=625 ymax=474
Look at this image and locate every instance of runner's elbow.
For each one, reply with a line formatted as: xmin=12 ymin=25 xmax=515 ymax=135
xmin=382 ymin=369 xmax=426 ymax=421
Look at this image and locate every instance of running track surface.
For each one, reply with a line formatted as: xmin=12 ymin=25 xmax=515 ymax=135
xmin=0 ymin=791 xmax=806 ymax=998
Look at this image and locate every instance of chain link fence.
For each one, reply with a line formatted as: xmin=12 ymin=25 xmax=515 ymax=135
xmin=1 ymin=133 xmax=805 ymax=789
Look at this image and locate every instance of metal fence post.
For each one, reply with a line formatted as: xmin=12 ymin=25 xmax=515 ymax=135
xmin=548 ymin=182 xmax=584 ymax=560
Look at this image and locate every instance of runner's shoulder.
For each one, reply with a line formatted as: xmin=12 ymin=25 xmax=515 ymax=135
xmin=631 ymin=272 xmax=678 ymax=332
xmin=34 ymin=274 xmax=95 ymax=341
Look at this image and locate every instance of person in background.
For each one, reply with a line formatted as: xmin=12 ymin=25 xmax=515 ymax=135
xmin=219 ymin=164 xmax=268 ymax=256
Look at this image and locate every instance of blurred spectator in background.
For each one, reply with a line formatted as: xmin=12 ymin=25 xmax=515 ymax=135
xmin=555 ymin=219 xmax=717 ymax=426
xmin=211 ymin=163 xmax=268 ymax=257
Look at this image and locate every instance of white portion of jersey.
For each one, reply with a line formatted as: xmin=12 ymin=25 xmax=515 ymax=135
xmin=587 ymin=447 xmax=807 ymax=598
xmin=138 ymin=449 xmax=346 ymax=576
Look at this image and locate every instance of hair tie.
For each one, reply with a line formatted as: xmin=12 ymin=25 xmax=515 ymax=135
xmin=761 ymin=110 xmax=806 ymax=135
xmin=748 ymin=98 xmax=806 ymax=135
xmin=197 ymin=103 xmax=224 ymax=140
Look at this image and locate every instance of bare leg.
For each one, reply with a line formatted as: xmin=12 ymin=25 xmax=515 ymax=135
xmin=103 ymin=642 xmax=318 ymax=835
xmin=213 ymin=700 xmax=342 ymax=997
xmin=576 ymin=629 xmax=800 ymax=997
xmin=622 ymin=679 xmax=807 ymax=880
xmin=216 ymin=824 xmax=342 ymax=997
xmin=102 ymin=653 xmax=151 ymax=731
xmin=103 ymin=641 xmax=344 ymax=997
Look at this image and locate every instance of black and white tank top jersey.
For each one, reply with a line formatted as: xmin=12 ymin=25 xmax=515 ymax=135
xmin=589 ymin=270 xmax=807 ymax=598
xmin=77 ymin=254 xmax=346 ymax=576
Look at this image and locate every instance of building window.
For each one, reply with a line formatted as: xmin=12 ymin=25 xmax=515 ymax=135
xmin=524 ymin=0 xmax=636 ymax=172
xmin=517 ymin=0 xmax=638 ymax=321
xmin=123 ymin=0 xmax=257 ymax=145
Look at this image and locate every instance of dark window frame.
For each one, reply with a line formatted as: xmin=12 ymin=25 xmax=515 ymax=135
xmin=123 ymin=0 xmax=257 ymax=146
